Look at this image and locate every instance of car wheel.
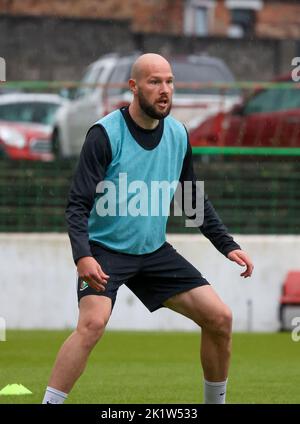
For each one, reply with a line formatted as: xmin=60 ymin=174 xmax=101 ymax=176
xmin=0 ymin=145 xmax=8 ymax=159
xmin=52 ymin=128 xmax=62 ymax=158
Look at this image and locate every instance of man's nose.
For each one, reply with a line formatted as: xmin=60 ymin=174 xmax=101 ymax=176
xmin=160 ymin=82 xmax=170 ymax=93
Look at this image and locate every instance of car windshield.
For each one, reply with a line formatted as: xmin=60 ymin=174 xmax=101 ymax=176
xmin=171 ymin=61 xmax=238 ymax=96
xmin=0 ymin=101 xmax=60 ymax=125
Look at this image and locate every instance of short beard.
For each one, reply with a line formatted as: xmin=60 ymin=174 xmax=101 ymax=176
xmin=137 ymin=89 xmax=172 ymax=120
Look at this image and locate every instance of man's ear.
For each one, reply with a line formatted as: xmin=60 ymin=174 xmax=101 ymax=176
xmin=129 ymin=78 xmax=137 ymax=94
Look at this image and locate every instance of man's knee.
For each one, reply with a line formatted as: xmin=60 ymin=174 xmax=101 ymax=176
xmin=78 ymin=316 xmax=107 ymax=348
xmin=214 ymin=306 xmax=232 ymax=336
xmin=198 ymin=306 xmax=232 ymax=337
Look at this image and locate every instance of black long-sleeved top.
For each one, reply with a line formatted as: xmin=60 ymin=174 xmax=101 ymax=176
xmin=66 ymin=107 xmax=240 ymax=263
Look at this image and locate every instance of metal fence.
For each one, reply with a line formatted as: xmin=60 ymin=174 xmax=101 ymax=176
xmin=1 ymin=80 xmax=300 ymax=234
xmin=1 ymin=154 xmax=299 ymax=234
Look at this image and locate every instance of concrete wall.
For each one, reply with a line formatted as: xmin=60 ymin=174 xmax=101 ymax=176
xmin=0 ymin=15 xmax=135 ymax=80
xmin=0 ymin=233 xmax=299 ymax=332
xmin=0 ymin=15 xmax=297 ymax=81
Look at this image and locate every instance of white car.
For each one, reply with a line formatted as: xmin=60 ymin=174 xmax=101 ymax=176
xmin=53 ymin=52 xmax=240 ymax=157
xmin=52 ymin=53 xmax=119 ymax=158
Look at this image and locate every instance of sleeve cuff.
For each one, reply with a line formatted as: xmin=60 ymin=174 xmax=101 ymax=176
xmin=222 ymin=243 xmax=241 ymax=257
xmin=74 ymin=254 xmax=93 ymax=265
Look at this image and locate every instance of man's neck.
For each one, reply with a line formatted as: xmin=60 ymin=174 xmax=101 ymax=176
xmin=128 ymin=103 xmax=159 ymax=130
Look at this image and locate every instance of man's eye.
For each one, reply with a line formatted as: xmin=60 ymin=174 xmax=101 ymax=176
xmin=150 ymin=80 xmax=159 ymax=84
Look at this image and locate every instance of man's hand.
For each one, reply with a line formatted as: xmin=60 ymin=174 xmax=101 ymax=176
xmin=77 ymin=256 xmax=109 ymax=292
xmin=227 ymin=249 xmax=254 ymax=278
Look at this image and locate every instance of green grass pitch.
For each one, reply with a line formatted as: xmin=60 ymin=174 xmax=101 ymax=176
xmin=0 ymin=330 xmax=299 ymax=404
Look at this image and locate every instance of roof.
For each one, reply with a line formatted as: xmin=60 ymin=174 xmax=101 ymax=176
xmin=0 ymin=93 xmax=68 ymax=105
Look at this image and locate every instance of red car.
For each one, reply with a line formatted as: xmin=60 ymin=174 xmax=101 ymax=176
xmin=0 ymin=121 xmax=53 ymax=161
xmin=189 ymin=75 xmax=300 ymax=148
xmin=0 ymin=93 xmax=68 ymax=160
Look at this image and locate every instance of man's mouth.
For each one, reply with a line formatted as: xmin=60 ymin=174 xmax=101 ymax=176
xmin=157 ymin=99 xmax=168 ymax=107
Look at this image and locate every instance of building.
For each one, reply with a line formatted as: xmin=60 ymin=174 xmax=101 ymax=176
xmin=1 ymin=0 xmax=300 ymax=39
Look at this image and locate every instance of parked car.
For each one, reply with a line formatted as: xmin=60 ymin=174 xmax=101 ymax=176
xmin=0 ymin=93 xmax=68 ymax=160
xmin=52 ymin=52 xmax=240 ymax=157
xmin=189 ymin=74 xmax=300 ymax=148
xmin=52 ymin=53 xmax=120 ymax=158
xmin=103 ymin=54 xmax=240 ymax=129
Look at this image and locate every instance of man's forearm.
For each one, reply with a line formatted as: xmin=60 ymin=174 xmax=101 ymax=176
xmin=65 ymin=201 xmax=92 ymax=264
xmin=65 ymin=125 xmax=112 ymax=264
xmin=200 ymin=196 xmax=240 ymax=256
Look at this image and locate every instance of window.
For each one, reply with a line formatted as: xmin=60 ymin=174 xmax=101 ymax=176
xmin=76 ymin=66 xmax=103 ymax=98
xmin=194 ymin=7 xmax=208 ymax=36
xmin=106 ymin=64 xmax=131 ymax=97
xmin=278 ymin=88 xmax=300 ymax=111
xmin=184 ymin=0 xmax=215 ymax=36
xmin=244 ymin=89 xmax=285 ymax=115
xmin=171 ymin=60 xmax=238 ymax=96
xmin=230 ymin=9 xmax=256 ymax=37
xmin=225 ymin=0 xmax=262 ymax=38
xmin=244 ymin=86 xmax=300 ymax=115
xmin=0 ymin=102 xmax=60 ymax=125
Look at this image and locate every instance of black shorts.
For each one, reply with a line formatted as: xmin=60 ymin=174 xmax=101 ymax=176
xmin=77 ymin=241 xmax=209 ymax=312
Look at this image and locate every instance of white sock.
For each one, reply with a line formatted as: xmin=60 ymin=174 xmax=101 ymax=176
xmin=42 ymin=386 xmax=68 ymax=404
xmin=204 ymin=378 xmax=228 ymax=404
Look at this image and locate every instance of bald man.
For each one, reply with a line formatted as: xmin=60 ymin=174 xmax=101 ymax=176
xmin=42 ymin=53 xmax=253 ymax=404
